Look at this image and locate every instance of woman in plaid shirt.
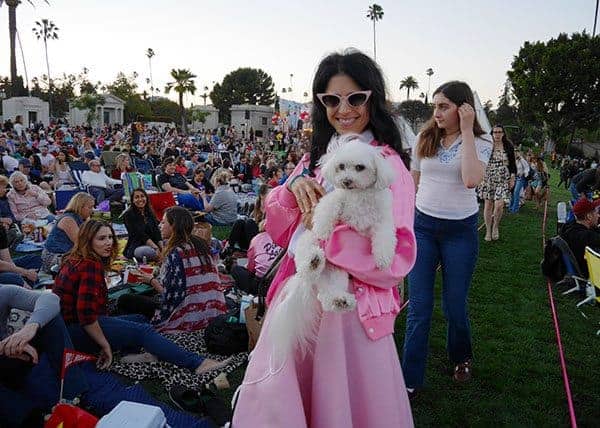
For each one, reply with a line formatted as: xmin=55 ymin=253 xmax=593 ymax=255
xmin=52 ymin=219 xmax=228 ymax=374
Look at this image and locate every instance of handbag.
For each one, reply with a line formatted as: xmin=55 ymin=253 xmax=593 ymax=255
xmin=244 ymin=249 xmax=286 ymax=351
xmin=204 ymin=309 xmax=249 ymax=356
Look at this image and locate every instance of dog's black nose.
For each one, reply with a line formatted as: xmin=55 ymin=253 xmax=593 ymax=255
xmin=342 ymin=178 xmax=353 ymax=188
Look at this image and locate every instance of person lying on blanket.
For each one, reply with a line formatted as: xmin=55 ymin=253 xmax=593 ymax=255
xmin=52 ymin=219 xmax=229 ymax=373
xmin=0 ymin=284 xmax=89 ymax=427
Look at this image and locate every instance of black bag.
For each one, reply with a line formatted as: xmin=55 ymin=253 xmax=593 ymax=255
xmin=204 ymin=309 xmax=249 ymax=356
xmin=541 ymin=238 xmax=566 ymax=282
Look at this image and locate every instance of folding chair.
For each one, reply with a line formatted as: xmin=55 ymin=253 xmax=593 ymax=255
xmin=148 ymin=192 xmax=177 ymax=221
xmin=68 ymin=161 xmax=90 ymax=190
xmin=576 ymin=246 xmax=600 ymax=307
xmin=120 ymin=172 xmax=146 ymax=209
xmin=55 ymin=188 xmax=80 ymax=211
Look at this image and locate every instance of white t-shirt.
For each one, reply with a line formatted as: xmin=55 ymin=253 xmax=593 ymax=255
xmin=2 ymin=154 xmax=19 ymax=173
xmin=412 ymin=134 xmax=492 ymax=220
xmin=38 ymin=153 xmax=55 ymax=168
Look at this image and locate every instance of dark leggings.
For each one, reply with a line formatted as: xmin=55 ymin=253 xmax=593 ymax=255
xmin=231 ymin=265 xmax=260 ymax=295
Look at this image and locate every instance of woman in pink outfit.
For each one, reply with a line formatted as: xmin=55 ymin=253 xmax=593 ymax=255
xmin=232 ymin=50 xmax=417 ymax=428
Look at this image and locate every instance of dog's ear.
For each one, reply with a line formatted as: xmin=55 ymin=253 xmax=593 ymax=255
xmin=319 ymin=152 xmax=337 ymax=185
xmin=373 ymin=150 xmax=396 ymax=190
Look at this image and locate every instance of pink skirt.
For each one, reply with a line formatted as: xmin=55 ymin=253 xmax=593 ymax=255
xmin=232 ymin=263 xmax=413 ymax=428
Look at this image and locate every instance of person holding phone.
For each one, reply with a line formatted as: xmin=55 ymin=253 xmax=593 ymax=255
xmin=402 ymin=81 xmax=492 ymax=392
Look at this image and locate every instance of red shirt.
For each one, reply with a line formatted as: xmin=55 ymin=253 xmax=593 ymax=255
xmin=53 ymin=257 xmax=107 ymax=325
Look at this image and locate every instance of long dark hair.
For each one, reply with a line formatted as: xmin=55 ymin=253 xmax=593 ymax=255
xmin=309 ymin=49 xmax=408 ymax=172
xmin=126 ymin=188 xmax=158 ymax=221
xmin=162 ymin=206 xmax=210 ymax=259
xmin=418 ymin=81 xmax=486 ymax=158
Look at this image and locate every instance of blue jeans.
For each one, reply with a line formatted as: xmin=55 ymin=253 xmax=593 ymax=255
xmin=203 ymin=212 xmax=233 ymax=226
xmin=0 ymin=316 xmax=89 ymax=425
xmin=88 ymin=186 xmax=125 ymax=204
xmin=509 ymin=177 xmax=528 ymax=213
xmin=0 ymin=254 xmax=42 ymax=287
xmin=569 ymin=182 xmax=580 ymax=200
xmin=177 ymin=193 xmax=204 ymax=211
xmin=402 ymin=210 xmax=478 ymax=388
xmin=67 ymin=314 xmax=204 ymax=371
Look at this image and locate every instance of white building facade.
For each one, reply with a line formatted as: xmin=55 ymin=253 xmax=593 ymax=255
xmin=69 ymin=93 xmax=125 ymax=126
xmin=1 ymin=96 xmax=50 ymax=127
xmin=190 ymin=104 xmax=219 ymax=131
xmin=230 ymin=104 xmax=274 ymax=138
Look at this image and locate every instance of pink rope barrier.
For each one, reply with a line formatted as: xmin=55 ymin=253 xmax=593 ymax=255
xmin=542 ymin=198 xmax=578 ymax=428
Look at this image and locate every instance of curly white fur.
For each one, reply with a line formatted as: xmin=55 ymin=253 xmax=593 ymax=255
xmin=268 ymin=138 xmax=397 ymax=359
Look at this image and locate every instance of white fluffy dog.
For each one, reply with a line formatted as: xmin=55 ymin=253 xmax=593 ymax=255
xmin=269 ymin=138 xmax=397 ymax=357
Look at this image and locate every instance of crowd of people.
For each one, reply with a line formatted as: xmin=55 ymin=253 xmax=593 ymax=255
xmin=0 ymin=47 xmax=591 ymax=427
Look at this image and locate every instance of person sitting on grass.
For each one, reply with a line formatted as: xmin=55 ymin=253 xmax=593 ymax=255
xmin=52 ymin=219 xmax=228 ymax=372
xmin=0 ymin=285 xmax=89 ymax=428
xmin=122 ymin=206 xmax=227 ymax=332
xmin=157 ymin=156 xmax=204 ymax=211
xmin=231 ymin=219 xmax=282 ymax=295
xmin=122 ymin=188 xmax=162 ymax=262
xmin=560 ymin=197 xmax=600 ymax=278
xmin=41 ymin=192 xmax=96 ymax=273
xmin=198 ymin=170 xmax=238 ymax=226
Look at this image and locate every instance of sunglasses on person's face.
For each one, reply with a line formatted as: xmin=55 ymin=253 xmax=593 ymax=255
xmin=316 ymin=90 xmax=372 ymax=109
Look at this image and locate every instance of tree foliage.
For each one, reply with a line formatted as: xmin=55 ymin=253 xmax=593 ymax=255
xmin=210 ymin=67 xmax=275 ymax=124
xmin=508 ymin=32 xmax=600 ymax=145
xmin=148 ymin=96 xmax=180 ymax=123
xmin=165 ymin=68 xmax=196 ymax=133
xmin=396 ymin=100 xmax=432 ymax=128
xmin=399 ymin=76 xmax=419 ymax=100
xmin=106 ymin=72 xmax=151 ymax=122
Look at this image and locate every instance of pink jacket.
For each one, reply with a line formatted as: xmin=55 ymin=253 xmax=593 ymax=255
xmin=7 ymin=184 xmax=52 ymax=222
xmin=265 ymin=142 xmax=416 ymax=341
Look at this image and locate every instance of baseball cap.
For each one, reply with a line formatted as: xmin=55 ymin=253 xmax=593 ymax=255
xmin=19 ymin=158 xmax=31 ymax=167
xmin=84 ymin=152 xmax=96 ymax=160
xmin=572 ymin=198 xmax=600 ymax=219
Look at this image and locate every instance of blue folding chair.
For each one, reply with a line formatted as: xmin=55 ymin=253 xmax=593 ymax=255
xmin=55 ymin=188 xmax=80 ymax=211
xmin=133 ymin=157 xmax=154 ymax=174
xmin=68 ymin=161 xmax=90 ymax=190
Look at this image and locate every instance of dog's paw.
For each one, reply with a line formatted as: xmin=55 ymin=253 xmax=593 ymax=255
xmin=297 ymin=247 xmax=325 ymax=278
xmin=319 ymin=291 xmax=356 ymax=312
xmin=373 ymin=237 xmax=396 ymax=269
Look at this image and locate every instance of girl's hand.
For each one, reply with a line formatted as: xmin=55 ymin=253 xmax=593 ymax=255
xmin=97 ymin=344 xmax=113 ymax=370
xmin=458 ymin=103 xmax=475 ymax=133
xmin=289 ymin=177 xmax=325 ymax=214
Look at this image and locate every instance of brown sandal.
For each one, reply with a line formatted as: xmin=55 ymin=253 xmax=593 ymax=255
xmin=453 ymin=360 xmax=472 ymax=382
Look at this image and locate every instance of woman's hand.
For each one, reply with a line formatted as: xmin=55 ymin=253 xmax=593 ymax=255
xmin=97 ymin=343 xmax=113 ymax=369
xmin=0 ymin=323 xmax=38 ymax=358
xmin=458 ymin=103 xmax=475 ymax=133
xmin=289 ymin=177 xmax=325 ymax=214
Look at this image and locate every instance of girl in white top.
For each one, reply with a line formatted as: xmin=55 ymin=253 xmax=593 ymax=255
xmin=402 ymin=81 xmax=492 ymax=392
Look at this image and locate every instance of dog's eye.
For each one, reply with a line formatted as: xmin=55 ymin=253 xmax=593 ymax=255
xmin=338 ymin=163 xmax=345 ymax=171
xmin=355 ymin=164 xmax=366 ymax=172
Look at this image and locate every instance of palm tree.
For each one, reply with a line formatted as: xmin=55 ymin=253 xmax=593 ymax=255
xmin=425 ymin=67 xmax=434 ymax=103
xmin=146 ymin=48 xmax=155 ymax=100
xmin=399 ymin=76 xmax=419 ymax=100
xmin=165 ymin=68 xmax=197 ymax=133
xmin=4 ymin=0 xmax=48 ymax=94
xmin=366 ymin=4 xmax=384 ymax=61
xmin=32 ymin=18 xmax=58 ymax=115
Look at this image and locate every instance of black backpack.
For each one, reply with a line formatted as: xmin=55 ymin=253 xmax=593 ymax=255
xmin=204 ymin=309 xmax=249 ymax=356
xmin=541 ymin=238 xmax=565 ymax=282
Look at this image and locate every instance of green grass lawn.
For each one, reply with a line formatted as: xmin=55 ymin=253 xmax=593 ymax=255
xmin=143 ymin=171 xmax=600 ymax=426
xmin=393 ymin=169 xmax=600 ymax=427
